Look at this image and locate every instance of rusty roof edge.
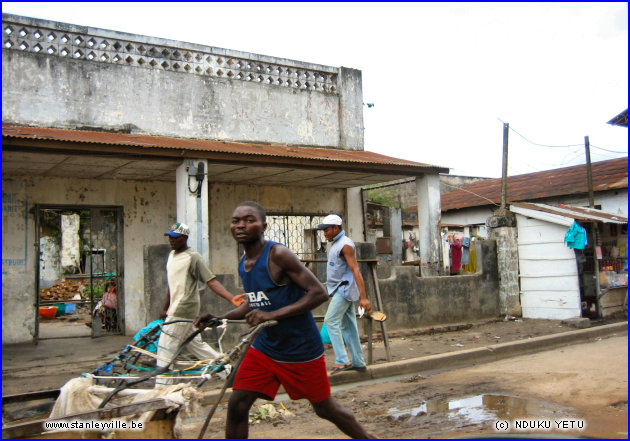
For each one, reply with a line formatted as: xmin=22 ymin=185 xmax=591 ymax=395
xmin=2 ymin=125 xmax=449 ymax=174
xmin=510 ymin=202 xmax=628 ymax=224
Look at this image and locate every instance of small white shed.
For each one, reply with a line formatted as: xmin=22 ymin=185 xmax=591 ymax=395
xmin=510 ymin=202 xmax=628 ymax=320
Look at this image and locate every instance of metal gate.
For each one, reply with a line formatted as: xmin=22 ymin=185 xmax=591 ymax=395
xmin=265 ymin=214 xmax=328 ymax=282
xmin=266 ymin=214 xmax=326 ymax=259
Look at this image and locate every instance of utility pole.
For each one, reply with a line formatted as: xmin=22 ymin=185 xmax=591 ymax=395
xmin=500 ymin=123 xmax=509 ymax=210
xmin=585 ymin=136 xmax=595 ymax=208
xmin=585 ymin=135 xmax=601 ymax=318
xmin=487 ymin=122 xmax=520 ymax=316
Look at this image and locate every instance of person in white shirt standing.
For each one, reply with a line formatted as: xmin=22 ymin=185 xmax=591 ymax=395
xmin=319 ymin=214 xmax=372 ymax=375
xmin=155 ymin=222 xmax=245 ymax=386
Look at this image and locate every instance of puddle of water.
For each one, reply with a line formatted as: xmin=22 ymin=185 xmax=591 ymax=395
xmin=387 ymin=394 xmax=557 ymax=424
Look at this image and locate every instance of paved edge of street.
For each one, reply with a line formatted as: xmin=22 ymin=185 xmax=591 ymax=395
xmin=198 ymin=321 xmax=628 ymax=405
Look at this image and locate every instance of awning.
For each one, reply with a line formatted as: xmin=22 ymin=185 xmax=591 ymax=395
xmin=2 ymin=125 xmax=449 ymax=188
xmin=510 ymin=202 xmax=628 ymax=227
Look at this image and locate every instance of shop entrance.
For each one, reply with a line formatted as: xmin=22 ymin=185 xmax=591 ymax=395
xmin=35 ymin=205 xmax=124 ymax=340
xmin=577 ymin=221 xmax=628 ymax=319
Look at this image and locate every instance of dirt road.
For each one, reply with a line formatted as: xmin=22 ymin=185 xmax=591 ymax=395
xmin=186 ymin=333 xmax=627 ymax=439
xmin=2 ymin=317 xmax=608 ymax=395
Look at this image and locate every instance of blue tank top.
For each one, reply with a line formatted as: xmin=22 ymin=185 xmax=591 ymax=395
xmin=239 ymin=241 xmax=324 ymax=362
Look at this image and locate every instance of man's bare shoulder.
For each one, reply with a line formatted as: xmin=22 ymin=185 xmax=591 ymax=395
xmin=269 ymin=243 xmax=302 ymax=266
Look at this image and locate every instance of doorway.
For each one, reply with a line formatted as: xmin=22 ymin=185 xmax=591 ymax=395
xmin=35 ymin=205 xmax=124 ymax=340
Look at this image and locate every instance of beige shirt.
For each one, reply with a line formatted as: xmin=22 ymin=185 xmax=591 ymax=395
xmin=166 ymin=248 xmax=215 ymax=318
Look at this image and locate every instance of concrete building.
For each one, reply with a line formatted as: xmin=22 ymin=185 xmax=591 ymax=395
xmin=2 ymin=13 xmax=449 ymax=344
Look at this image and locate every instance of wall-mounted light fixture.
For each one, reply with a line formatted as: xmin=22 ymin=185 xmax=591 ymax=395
xmin=187 ymin=161 xmax=205 ymax=198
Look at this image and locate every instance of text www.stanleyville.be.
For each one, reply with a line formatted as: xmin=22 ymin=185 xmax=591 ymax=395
xmin=494 ymin=419 xmax=586 ymax=432
xmin=44 ymin=419 xmax=144 ymax=431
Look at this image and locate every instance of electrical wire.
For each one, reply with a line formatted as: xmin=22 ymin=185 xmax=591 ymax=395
xmin=498 ymin=119 xmax=628 ymax=154
xmin=497 ymin=118 xmax=582 ymax=148
xmin=591 ymin=144 xmax=628 ymax=154
xmin=495 ymin=118 xmax=627 ymax=174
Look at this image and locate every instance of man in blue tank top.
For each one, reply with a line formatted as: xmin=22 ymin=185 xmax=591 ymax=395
xmin=194 ymin=201 xmax=374 ymax=439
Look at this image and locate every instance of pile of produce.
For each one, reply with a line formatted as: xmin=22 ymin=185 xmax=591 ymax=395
xmin=40 ymin=280 xmax=83 ymax=301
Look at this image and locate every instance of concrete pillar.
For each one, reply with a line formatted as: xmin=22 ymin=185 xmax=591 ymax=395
xmin=338 ymin=67 xmax=364 ymax=150
xmin=486 ymin=209 xmax=522 ymax=316
xmin=175 ymin=160 xmax=209 ymax=264
xmin=346 ymin=186 xmax=365 ymax=241
xmin=390 ymin=207 xmax=403 ymax=266
xmin=416 ymin=174 xmax=442 ymax=276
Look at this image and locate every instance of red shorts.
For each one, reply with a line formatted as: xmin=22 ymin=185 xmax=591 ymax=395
xmin=233 ymin=346 xmax=331 ymax=403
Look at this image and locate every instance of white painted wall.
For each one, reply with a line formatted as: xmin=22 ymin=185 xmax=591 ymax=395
xmin=442 ymin=206 xmax=495 ymax=230
xmin=516 ymin=214 xmax=581 ymax=320
xmin=2 ymin=176 xmax=176 ymax=343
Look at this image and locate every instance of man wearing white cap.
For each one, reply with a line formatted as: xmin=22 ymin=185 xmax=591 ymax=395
xmin=156 ymin=222 xmax=245 ymax=386
xmin=319 ymin=214 xmax=371 ymax=375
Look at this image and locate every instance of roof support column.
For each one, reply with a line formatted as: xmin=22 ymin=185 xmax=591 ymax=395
xmin=346 ymin=186 xmax=365 ymax=241
xmin=175 ymin=160 xmax=209 ymax=264
xmin=416 ymin=174 xmax=442 ymax=276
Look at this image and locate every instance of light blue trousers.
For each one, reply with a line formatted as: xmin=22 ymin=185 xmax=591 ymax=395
xmin=324 ymin=292 xmax=366 ymax=368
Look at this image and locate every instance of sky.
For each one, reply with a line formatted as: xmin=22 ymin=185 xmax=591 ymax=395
xmin=2 ymin=2 xmax=628 ymax=178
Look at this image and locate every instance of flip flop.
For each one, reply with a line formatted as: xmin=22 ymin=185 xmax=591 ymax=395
xmin=366 ymin=310 xmax=387 ymax=322
xmin=329 ymin=363 xmax=352 ymax=375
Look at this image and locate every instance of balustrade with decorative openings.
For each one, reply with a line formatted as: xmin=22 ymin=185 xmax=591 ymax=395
xmin=3 ymin=18 xmax=338 ymax=93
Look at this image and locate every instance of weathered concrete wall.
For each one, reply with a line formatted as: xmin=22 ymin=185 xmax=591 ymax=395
xmin=439 ymin=175 xmax=492 ymax=195
xmin=2 ymin=176 xmax=175 ymax=343
xmin=207 ymin=182 xmax=345 ymax=275
xmin=310 ymin=240 xmax=500 ymax=331
xmin=2 ymin=14 xmax=363 ymax=149
xmin=2 ymin=189 xmax=34 ymax=344
xmin=366 ymin=240 xmax=500 ymax=328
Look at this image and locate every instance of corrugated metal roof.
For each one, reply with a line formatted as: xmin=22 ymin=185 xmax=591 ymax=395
xmin=2 ymin=125 xmax=449 ymax=174
xmin=607 ymin=109 xmax=628 ymax=127
xmin=441 ymin=157 xmax=628 ymax=211
xmin=511 ymin=202 xmax=628 ymax=224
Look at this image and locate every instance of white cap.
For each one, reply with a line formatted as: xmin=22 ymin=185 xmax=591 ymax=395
xmin=318 ymin=214 xmax=342 ymax=229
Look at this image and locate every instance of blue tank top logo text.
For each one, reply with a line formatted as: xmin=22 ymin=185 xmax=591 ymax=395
xmin=246 ymin=290 xmax=272 ymax=307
